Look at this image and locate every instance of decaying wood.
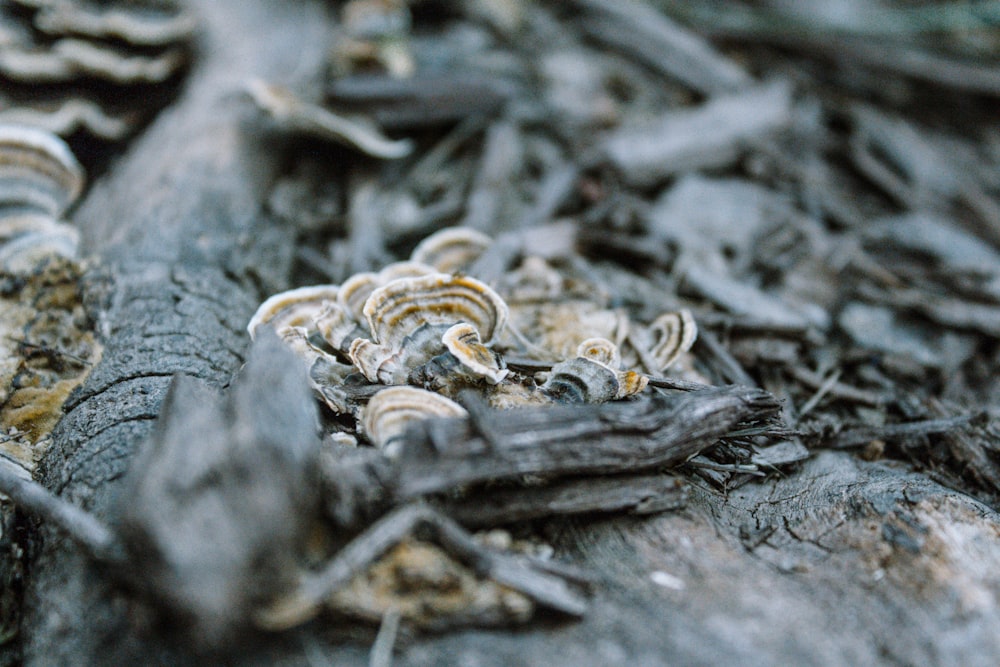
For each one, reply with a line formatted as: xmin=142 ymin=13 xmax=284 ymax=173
xmin=571 ymin=0 xmax=752 ymax=94
xmin=115 ymin=334 xmax=322 ymax=648
xmin=805 ymin=413 xmax=985 ymax=450
xmin=326 ymin=74 xmax=513 ymax=130
xmin=600 ymin=81 xmax=794 ymax=186
xmin=392 ymin=386 xmax=780 ymax=498
xmin=660 ymin=0 xmax=1000 ymax=96
xmin=21 ymin=0 xmax=332 ymax=663
xmin=441 ymin=473 xmax=689 ymax=527
xmin=7 ymin=0 xmax=1000 ymax=665
xmin=24 ymin=332 xmax=592 ymax=647
xmin=274 ymin=502 xmax=592 ymax=629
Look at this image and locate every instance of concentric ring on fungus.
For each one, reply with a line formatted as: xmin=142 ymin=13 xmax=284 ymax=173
xmin=576 ymin=337 xmax=622 ymax=369
xmin=649 ymin=309 xmax=697 ymax=372
xmin=246 ymin=284 xmax=339 ymax=339
xmin=33 ymin=3 xmax=198 ymax=48
xmin=0 ymin=123 xmax=84 ymax=218
xmin=542 ymin=338 xmax=647 ymax=403
xmin=0 ymin=223 xmax=78 ymax=272
xmin=409 ymin=226 xmax=492 ymax=274
xmin=363 ymin=273 xmax=509 ymax=347
xmin=362 ymin=386 xmax=468 ymax=450
xmin=442 ymin=322 xmax=508 ymax=384
xmin=338 ymin=261 xmax=435 ymax=325
xmin=314 ymin=301 xmax=359 ymax=351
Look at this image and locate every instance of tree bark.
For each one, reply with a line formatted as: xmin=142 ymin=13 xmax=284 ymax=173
xmin=18 ymin=1 xmax=1000 ymax=665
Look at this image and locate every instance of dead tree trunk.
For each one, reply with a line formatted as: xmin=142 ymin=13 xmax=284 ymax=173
xmin=17 ymin=1 xmax=1000 ymax=665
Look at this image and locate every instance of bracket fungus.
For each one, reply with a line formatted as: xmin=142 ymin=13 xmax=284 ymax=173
xmin=649 ymin=309 xmax=698 ymax=372
xmin=410 ymin=226 xmax=493 ymax=274
xmin=361 ymin=385 xmax=467 ymax=450
xmin=251 ymin=226 xmax=698 ymax=438
xmin=363 ymin=273 xmax=509 ymax=347
xmin=542 ymin=345 xmax=649 ymax=404
xmin=0 ymin=123 xmax=84 ymax=273
xmin=247 ymin=284 xmax=341 ymax=340
xmin=0 ymin=0 xmax=194 ymax=142
xmin=246 ymin=80 xmax=414 ymax=160
xmin=441 ymin=322 xmax=508 ymax=385
xmin=338 ymin=260 xmax=434 ymax=326
xmin=0 ymin=123 xmax=84 ymax=219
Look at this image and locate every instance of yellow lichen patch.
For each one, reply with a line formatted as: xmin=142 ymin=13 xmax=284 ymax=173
xmin=0 ymin=256 xmax=102 ymax=472
xmin=327 ymin=538 xmax=534 ymax=628
xmin=2 ymin=379 xmax=79 ymax=440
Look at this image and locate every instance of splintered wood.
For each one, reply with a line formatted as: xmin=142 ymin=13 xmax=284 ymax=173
xmin=392 ymin=387 xmax=780 ymax=497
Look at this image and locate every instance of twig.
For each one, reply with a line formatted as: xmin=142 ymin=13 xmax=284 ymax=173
xmin=8 ymin=337 xmax=93 ymax=367
xmin=694 ymin=328 xmax=757 ymax=387
xmin=646 ymin=376 xmax=712 ymax=392
xmin=0 ymin=463 xmax=121 ymax=564
xmin=369 ymin=608 xmax=401 ymax=667
xmin=795 ymin=368 xmax=842 ymax=420
xmin=787 ymin=366 xmax=887 ymax=408
xmin=573 ymin=0 xmax=752 ymax=94
xmin=263 ymin=503 xmax=590 ymax=630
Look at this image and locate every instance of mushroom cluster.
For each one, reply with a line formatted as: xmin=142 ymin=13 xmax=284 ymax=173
xmin=249 ymin=227 xmax=697 ymax=450
xmin=0 ymin=0 xmax=194 ymax=141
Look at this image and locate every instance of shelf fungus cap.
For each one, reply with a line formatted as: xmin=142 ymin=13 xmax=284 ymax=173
xmin=314 ymin=301 xmax=358 ymax=351
xmin=278 ymin=326 xmax=331 ymax=367
xmin=338 ymin=271 xmax=379 ymax=325
xmin=247 ymin=80 xmax=414 ymax=160
xmin=377 ymin=260 xmax=436 ymax=282
xmin=364 ymin=273 xmax=509 ymax=347
xmin=649 ymin=309 xmax=697 ymax=371
xmin=247 ymin=285 xmax=339 ymax=339
xmin=0 ymin=212 xmax=67 ymax=241
xmin=0 ymin=123 xmax=84 ymax=219
xmin=442 ymin=322 xmax=508 ymax=384
xmin=0 ymin=221 xmax=78 ymax=272
xmin=339 ymin=261 xmax=435 ymax=325
xmin=361 ymin=386 xmax=467 ymax=449
xmin=348 ymin=337 xmax=404 ymax=385
xmin=410 ymin=226 xmax=492 ymax=274
xmin=34 ymin=2 xmax=198 ymax=48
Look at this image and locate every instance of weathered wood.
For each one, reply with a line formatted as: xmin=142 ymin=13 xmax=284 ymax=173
xmin=14 ymin=1 xmax=1000 ymax=666
xmin=600 ymin=81 xmax=793 ymax=186
xmin=116 ymin=332 xmax=323 ymax=649
xmin=572 ymin=0 xmax=753 ymax=95
xmin=22 ymin=0 xmax=333 ymax=663
xmin=393 ymin=386 xmax=780 ymax=498
xmin=280 ymin=503 xmax=592 ymax=628
xmin=440 ymin=473 xmax=689 ymax=527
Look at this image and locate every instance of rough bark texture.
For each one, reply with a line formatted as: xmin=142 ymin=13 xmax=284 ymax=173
xmin=17 ymin=1 xmax=1000 ymax=665
xmin=24 ymin=1 xmax=330 ymax=663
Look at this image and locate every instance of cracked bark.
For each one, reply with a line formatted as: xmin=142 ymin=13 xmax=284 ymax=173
xmin=16 ymin=1 xmax=1000 ymax=665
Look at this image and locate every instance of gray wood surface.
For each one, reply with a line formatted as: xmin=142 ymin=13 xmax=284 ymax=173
xmin=17 ymin=1 xmax=1000 ymax=665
